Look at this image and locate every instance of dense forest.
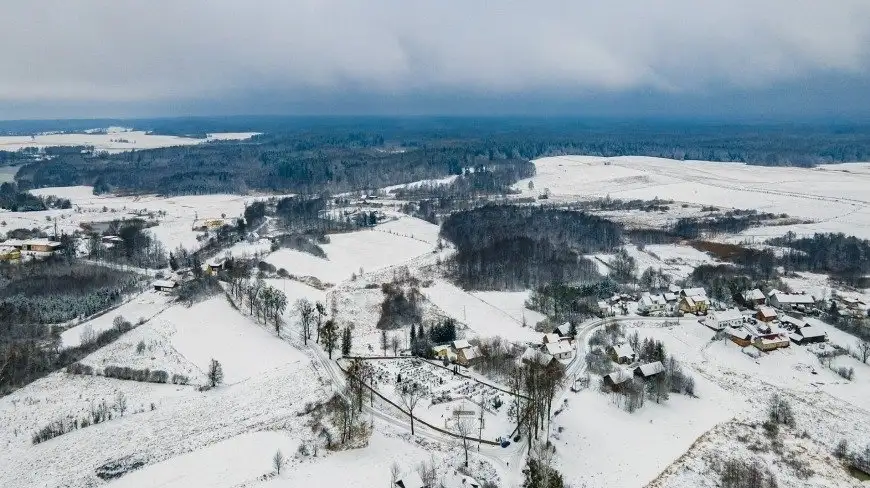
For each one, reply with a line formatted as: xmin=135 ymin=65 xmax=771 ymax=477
xmin=771 ymin=232 xmax=870 ymax=284
xmin=440 ymin=205 xmax=621 ymax=289
xmin=8 ymin=118 xmax=870 ymax=197
xmin=0 ymin=182 xmax=70 ymax=211
xmin=0 ymin=258 xmax=144 ymax=395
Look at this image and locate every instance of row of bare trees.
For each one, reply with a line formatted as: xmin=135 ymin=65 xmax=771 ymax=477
xmin=228 ymin=278 xmax=288 ymax=333
xmin=509 ymin=359 xmax=566 ymax=453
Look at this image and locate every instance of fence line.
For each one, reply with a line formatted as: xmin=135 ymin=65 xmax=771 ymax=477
xmin=335 ymin=360 xmax=501 ymax=446
xmin=342 ymin=355 xmax=529 ymax=400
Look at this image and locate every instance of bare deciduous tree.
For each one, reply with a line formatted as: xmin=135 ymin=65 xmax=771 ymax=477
xmin=858 ymin=339 xmax=870 ymax=364
xmin=115 ymin=391 xmax=127 ymax=416
xmin=396 ymin=381 xmax=426 ymax=435
xmin=391 ymin=335 xmax=401 ymax=356
xmin=207 ymin=358 xmax=224 ymax=388
xmin=295 ymin=298 xmax=315 ymax=345
xmin=273 ymin=449 xmax=285 ymax=474
xmin=455 ymin=416 xmax=474 ymax=467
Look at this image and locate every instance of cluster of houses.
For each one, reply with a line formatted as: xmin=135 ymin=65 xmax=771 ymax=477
xmin=152 ymin=256 xmax=229 ymax=292
xmin=519 ymin=322 xmax=575 ymax=366
xmin=0 ymin=238 xmax=63 ymax=260
xmin=705 ymin=288 xmax=830 ymax=351
xmin=601 ymin=343 xmax=666 ymax=389
xmin=636 ymin=285 xmax=710 ymax=316
xmin=432 ymin=340 xmax=481 ymax=367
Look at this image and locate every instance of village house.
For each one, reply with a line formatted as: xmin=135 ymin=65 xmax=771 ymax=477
xmin=395 ymin=471 xmax=425 ymax=488
xmin=542 ymin=333 xmax=560 ymax=344
xmin=679 ymin=294 xmax=709 ymax=315
xmin=705 ymin=308 xmax=744 ymax=330
xmin=520 ymin=347 xmax=555 ymax=366
xmin=544 ymin=341 xmax=573 ymax=360
xmin=634 ymin=361 xmax=665 ymax=379
xmin=753 ymin=333 xmax=790 ymax=351
xmin=554 ymin=322 xmax=572 ymax=338
xmin=101 ymin=235 xmax=124 ymax=249
xmin=4 ymin=238 xmax=64 ymax=254
xmin=443 ymin=473 xmax=481 ymax=488
xmin=602 ymin=369 xmax=633 ymax=390
xmin=756 ymin=306 xmax=778 ymax=322
xmin=742 ymin=288 xmax=766 ymax=307
xmin=609 ymin=343 xmax=636 ymax=364
xmin=638 ymin=293 xmax=667 ymax=315
xmin=726 ymin=327 xmax=753 ymax=347
xmin=769 ymin=291 xmax=816 ymax=311
xmin=432 ymin=344 xmax=457 ymax=362
xmin=0 ymin=245 xmax=21 ymax=261
xmin=456 ymin=345 xmax=481 ymax=366
xmin=152 ymin=279 xmax=177 ymax=292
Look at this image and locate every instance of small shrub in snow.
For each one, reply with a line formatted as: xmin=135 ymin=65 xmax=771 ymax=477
xmin=768 ymin=394 xmax=796 ymax=428
xmin=834 ymin=439 xmax=849 ymax=459
xmin=66 ymin=362 xmax=94 ymax=375
xmin=135 ymin=340 xmax=146 ymax=354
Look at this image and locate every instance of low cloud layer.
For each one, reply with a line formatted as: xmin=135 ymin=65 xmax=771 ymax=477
xmin=2 ymin=1 xmax=869 ymax=117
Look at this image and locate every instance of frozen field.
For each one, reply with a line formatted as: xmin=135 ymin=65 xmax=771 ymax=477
xmin=265 ymin=227 xmax=434 ymax=285
xmin=517 ymin=156 xmax=870 ymax=239
xmin=0 ymin=131 xmax=258 ymax=153
xmin=162 ymin=297 xmax=307 ymax=384
xmin=108 ymin=431 xmax=299 ymax=488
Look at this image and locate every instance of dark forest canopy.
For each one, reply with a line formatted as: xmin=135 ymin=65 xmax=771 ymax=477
xmin=8 ymin=117 xmax=870 ymax=197
xmin=440 ymin=205 xmax=621 ymax=290
xmin=771 ymin=232 xmax=870 ymax=283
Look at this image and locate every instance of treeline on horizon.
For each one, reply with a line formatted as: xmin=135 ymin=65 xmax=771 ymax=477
xmin=7 ymin=118 xmax=870 ymax=197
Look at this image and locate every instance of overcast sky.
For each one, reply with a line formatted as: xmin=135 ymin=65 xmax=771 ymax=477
xmin=2 ymin=1 xmax=870 ymax=120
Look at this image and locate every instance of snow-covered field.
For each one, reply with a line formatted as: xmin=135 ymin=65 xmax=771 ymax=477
xmin=61 ymin=290 xmax=174 ymax=348
xmin=423 ymin=281 xmax=544 ymax=344
xmin=0 ymin=131 xmax=258 ymax=153
xmin=517 ymin=155 xmax=870 ymax=239
xmin=265 ymin=225 xmax=435 ymax=285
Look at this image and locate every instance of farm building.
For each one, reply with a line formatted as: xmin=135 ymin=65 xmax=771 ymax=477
xmin=779 ymin=315 xmax=807 ymax=330
xmin=452 ymin=339 xmax=472 ymax=351
xmin=396 ymin=471 xmax=425 ymax=488
xmin=152 ymin=279 xmax=177 ymax=292
xmin=769 ymin=292 xmax=815 ymax=310
xmin=456 ymin=346 xmax=481 ymax=366
xmin=789 ymin=326 xmax=827 ymax=345
xmin=753 ymin=334 xmax=790 ymax=351
xmin=544 ymin=341 xmax=573 ymax=360
xmin=756 ymin=306 xmax=778 ymax=322
xmin=207 ymin=257 xmax=227 ymax=273
xmin=726 ymin=328 xmax=753 ymax=347
xmin=634 ymin=361 xmax=665 ymax=379
xmin=742 ymin=288 xmax=766 ymax=307
xmin=609 ymin=343 xmax=636 ymax=364
xmin=554 ymin=322 xmax=572 ymax=337
xmin=706 ymin=309 xmax=744 ymax=330
xmin=542 ymin=333 xmax=560 ymax=344
xmin=443 ymin=473 xmax=481 ymax=488
xmin=603 ymin=369 xmax=633 ymax=390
